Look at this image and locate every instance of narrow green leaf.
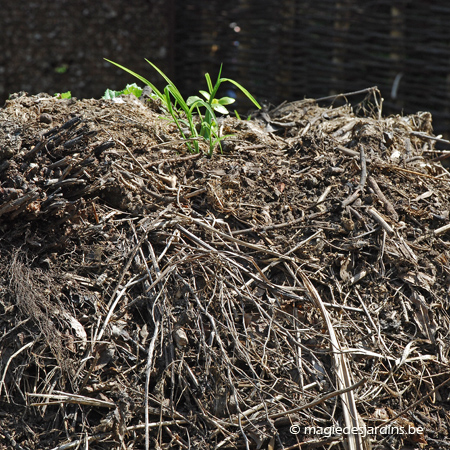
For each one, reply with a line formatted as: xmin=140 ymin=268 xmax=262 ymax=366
xmin=145 ymin=59 xmax=187 ymax=105
xmin=104 ymin=59 xmax=165 ymax=101
xmin=205 ymin=73 xmax=213 ymax=93
xmin=221 ymin=78 xmax=261 ymax=109
xmin=144 ymin=59 xmax=175 ymax=88
xmin=166 ymin=85 xmax=189 ymax=113
xmin=208 ymin=64 xmax=224 ymax=101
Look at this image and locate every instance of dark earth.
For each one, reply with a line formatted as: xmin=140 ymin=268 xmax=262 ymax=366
xmin=1 ymin=89 xmax=450 ymax=449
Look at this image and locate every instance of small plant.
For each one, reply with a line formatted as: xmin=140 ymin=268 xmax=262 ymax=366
xmin=103 ymin=83 xmax=143 ymax=100
xmin=105 ymin=58 xmax=261 ymax=156
xmin=54 ymin=91 xmax=72 ymax=99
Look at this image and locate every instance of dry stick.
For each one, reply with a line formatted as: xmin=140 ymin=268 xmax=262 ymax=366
xmin=434 ymin=222 xmax=450 ymax=236
xmin=431 ymin=152 xmax=450 ymax=163
xmin=293 ymin=307 xmax=304 ymax=390
xmin=354 ymin=289 xmax=390 ymax=354
xmin=409 ymin=130 xmax=450 ymax=146
xmin=141 ymin=185 xmax=179 ymax=204
xmin=156 ymin=229 xmax=180 ymax=263
xmin=315 ymin=86 xmax=379 ymax=102
xmin=359 ymin=145 xmax=367 ymax=190
xmin=143 ymin=287 xmax=161 ymax=450
xmin=333 ymin=119 xmax=358 ymax=138
xmin=284 ymin=229 xmax=323 ymax=257
xmin=109 ymin=215 xmax=177 ymax=316
xmin=188 ymin=232 xmax=336 ymax=432
xmin=178 ymin=214 xmax=295 ymax=261
xmin=232 ymin=215 xmax=305 ymax=236
xmin=379 ymin=227 xmax=387 ymax=278
xmin=384 ymin=164 xmax=450 ymax=182
xmin=397 ymin=235 xmax=418 ymax=262
xmin=0 ymin=190 xmax=39 ymax=217
xmin=235 ymin=394 xmax=284 ymax=423
xmin=269 ymin=377 xmax=366 ymax=419
xmin=177 ymin=224 xmax=307 ymax=304
xmin=366 ymin=207 xmax=394 ymax=236
xmin=150 ymin=136 xmax=202 ymax=149
xmin=104 ymin=223 xmax=151 ymax=311
xmin=28 ymin=391 xmax=115 ymax=409
xmin=349 ymin=269 xmax=368 ymax=286
xmin=282 ymin=436 xmax=342 ymax=450
xmin=232 ymin=265 xmax=348 ymax=416
xmin=336 ymin=145 xmax=368 ymax=161
xmin=183 ymin=187 xmax=208 ymax=199
xmin=49 ymin=421 xmax=189 ymax=450
xmin=298 ymin=270 xmax=366 ymax=450
xmin=216 ymin=392 xmax=285 ymax=447
xmin=144 ymin=151 xmax=202 ymax=168
xmin=96 ymin=273 xmax=143 ymax=342
xmin=116 ymin=263 xmax=175 ymax=314
xmin=188 ymin=389 xmax=233 ymax=439
xmin=367 ymin=176 xmax=399 ymax=221
xmin=339 ymin=144 xmax=368 ymax=223
xmin=379 ymin=374 xmax=450 ymax=432
xmin=0 ymin=341 xmax=34 ymax=400
xmin=176 ymin=274 xmax=251 ymax=446
xmin=164 ymin=426 xmax=189 ymax=450
xmin=177 ymin=225 xmax=280 ymax=287
xmin=115 ymin=138 xmax=161 ymax=182
xmin=342 ymin=189 xmax=361 ymax=208
xmin=337 ymin=141 xmax=450 ymax=182
xmin=115 ymin=166 xmax=175 ymax=203
xmin=348 ymin=205 xmax=363 ymax=221
xmin=231 ymin=207 xmax=328 ymax=236
xmin=129 ymin=420 xmax=188 ymax=430
xmin=317 ymin=185 xmax=333 ymax=205
xmin=116 ymin=140 xmax=187 ymax=195
xmin=211 ymin=268 xmax=315 ymax=356
xmin=140 ymin=238 xmax=164 ymax=450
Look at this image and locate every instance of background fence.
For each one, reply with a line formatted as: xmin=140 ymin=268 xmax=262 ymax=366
xmin=2 ymin=0 xmax=450 ymax=137
xmin=0 ymin=0 xmax=174 ymax=104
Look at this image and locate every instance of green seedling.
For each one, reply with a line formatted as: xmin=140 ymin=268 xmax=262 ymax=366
xmin=103 ymin=83 xmax=143 ymax=100
xmin=105 ymin=58 xmax=261 ymax=156
xmin=54 ymin=91 xmax=72 ymax=99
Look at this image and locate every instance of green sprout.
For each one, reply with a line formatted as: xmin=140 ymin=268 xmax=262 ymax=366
xmin=54 ymin=91 xmax=72 ymax=99
xmin=103 ymin=83 xmax=143 ymax=100
xmin=105 ymin=58 xmax=261 ymax=156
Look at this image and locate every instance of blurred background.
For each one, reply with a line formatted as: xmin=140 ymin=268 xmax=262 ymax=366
xmin=2 ymin=0 xmax=450 ymax=137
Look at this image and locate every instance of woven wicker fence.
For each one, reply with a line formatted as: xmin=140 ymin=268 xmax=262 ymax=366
xmin=0 ymin=0 xmax=174 ymax=103
xmin=2 ymin=1 xmax=449 ymax=136
xmin=175 ymin=0 xmax=450 ymax=137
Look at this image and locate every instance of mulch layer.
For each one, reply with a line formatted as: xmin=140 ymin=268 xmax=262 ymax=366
xmin=1 ymin=89 xmax=450 ymax=450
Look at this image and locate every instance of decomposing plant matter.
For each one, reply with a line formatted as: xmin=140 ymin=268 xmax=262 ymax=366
xmin=0 ymin=89 xmax=449 ymax=449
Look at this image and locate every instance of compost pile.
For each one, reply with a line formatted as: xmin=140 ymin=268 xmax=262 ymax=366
xmin=1 ymin=89 xmax=450 ymax=450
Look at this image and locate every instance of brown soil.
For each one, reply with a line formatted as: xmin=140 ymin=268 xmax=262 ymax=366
xmin=1 ymin=89 xmax=450 ymax=450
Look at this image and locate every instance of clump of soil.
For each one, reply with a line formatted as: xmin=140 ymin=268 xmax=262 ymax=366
xmin=1 ymin=89 xmax=450 ymax=449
